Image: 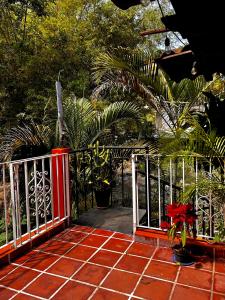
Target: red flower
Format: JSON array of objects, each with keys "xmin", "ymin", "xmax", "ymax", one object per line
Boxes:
[
  {"xmin": 173, "ymin": 215, "xmax": 186, "ymax": 224},
  {"xmin": 185, "ymin": 214, "xmax": 197, "ymax": 225},
  {"xmin": 161, "ymin": 221, "xmax": 171, "ymax": 230},
  {"xmin": 163, "ymin": 202, "xmax": 198, "ymax": 247},
  {"xmin": 166, "ymin": 203, "xmax": 190, "ymax": 217}
]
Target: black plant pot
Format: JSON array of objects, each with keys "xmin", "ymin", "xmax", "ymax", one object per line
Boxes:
[
  {"xmin": 95, "ymin": 189, "xmax": 111, "ymax": 208},
  {"xmin": 173, "ymin": 245, "xmax": 195, "ymax": 266}
]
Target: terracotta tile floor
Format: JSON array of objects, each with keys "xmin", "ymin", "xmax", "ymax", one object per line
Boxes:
[{"xmin": 0, "ymin": 225, "xmax": 225, "ymax": 299}]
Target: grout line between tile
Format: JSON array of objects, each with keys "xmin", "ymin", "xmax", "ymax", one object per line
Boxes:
[
  {"xmin": 87, "ymin": 239, "xmax": 136, "ymax": 300},
  {"xmin": 0, "ymin": 284, "xmax": 17, "ymax": 292},
  {"xmin": 214, "ymin": 270, "xmax": 225, "ymax": 275},
  {"xmin": 48, "ymin": 230, "xmax": 118, "ymax": 299},
  {"xmin": 210, "ymin": 248, "xmax": 215, "ymax": 300},
  {"xmin": 168, "ymin": 265, "xmax": 181, "ymax": 300},
  {"xmin": 10, "ymin": 290, "xmax": 46, "ymax": 300},
  {"xmin": 94, "ymin": 286, "xmax": 132, "ymax": 298},
  {"xmin": 34, "ymin": 240, "xmax": 157, "ymax": 262},
  {"xmin": 128, "ymin": 247, "xmax": 158, "ymax": 300},
  {"xmin": 9, "ymin": 227, "xmax": 96, "ymax": 300},
  {"xmin": 70, "ymin": 227, "xmax": 133, "ymax": 239},
  {"xmin": 2, "ymin": 226, "xmax": 220, "ymax": 300},
  {"xmin": 0, "ymin": 230, "xmax": 174, "ymax": 300},
  {"xmin": 175, "ymin": 282, "xmax": 213, "ymax": 293},
  {"xmin": 11, "ymin": 259, "xmax": 176, "ymax": 283},
  {"xmin": 5, "ymin": 261, "xmax": 216, "ymax": 295},
  {"xmin": 0, "ymin": 283, "xmax": 45, "ymax": 300},
  {"xmin": 152, "ymin": 257, "xmax": 214, "ymax": 273},
  {"xmin": 0, "ymin": 263, "xmax": 28, "ymax": 282}
]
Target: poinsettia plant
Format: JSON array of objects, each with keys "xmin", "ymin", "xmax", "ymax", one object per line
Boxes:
[{"xmin": 161, "ymin": 203, "xmax": 197, "ymax": 248}]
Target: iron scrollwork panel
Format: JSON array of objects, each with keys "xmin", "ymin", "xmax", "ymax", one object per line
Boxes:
[{"xmin": 29, "ymin": 169, "xmax": 52, "ymax": 219}]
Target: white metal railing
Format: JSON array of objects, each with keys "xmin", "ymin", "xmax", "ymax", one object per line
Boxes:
[
  {"xmin": 0, "ymin": 153, "xmax": 70, "ymax": 252},
  {"xmin": 132, "ymin": 154, "xmax": 225, "ymax": 240}
]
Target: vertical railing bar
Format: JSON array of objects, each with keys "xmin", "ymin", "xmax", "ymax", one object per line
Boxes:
[
  {"xmin": 136, "ymin": 156, "xmax": 140, "ymax": 227},
  {"xmin": 15, "ymin": 164, "xmax": 22, "ymax": 245},
  {"xmin": 3, "ymin": 164, "xmax": 8, "ymax": 244},
  {"xmin": 56, "ymin": 155, "xmax": 61, "ymax": 220},
  {"xmin": 162, "ymin": 182, "xmax": 166, "ymax": 218},
  {"xmin": 132, "ymin": 154, "xmax": 137, "ymax": 234},
  {"xmin": 62, "ymin": 154, "xmax": 67, "ymax": 219},
  {"xmin": 170, "ymin": 158, "xmax": 173, "ymax": 205},
  {"xmin": 90, "ymin": 149, "xmax": 94, "ymax": 208},
  {"xmin": 182, "ymin": 158, "xmax": 185, "ymax": 198},
  {"xmin": 34, "ymin": 160, "xmax": 39, "ymax": 233},
  {"xmin": 146, "ymin": 154, "xmax": 150, "ymax": 228},
  {"xmin": 148, "ymin": 157, "xmax": 152, "ymax": 226},
  {"xmin": 109, "ymin": 151, "xmax": 113, "ymax": 207},
  {"xmin": 209, "ymin": 158, "xmax": 213, "ymax": 237},
  {"xmin": 14, "ymin": 165, "xmax": 19, "ymax": 242},
  {"xmin": 42, "ymin": 158, "xmax": 47, "ymax": 229},
  {"xmin": 24, "ymin": 161, "xmax": 31, "ymax": 239},
  {"xmin": 82, "ymin": 151, "xmax": 87, "ymax": 211},
  {"xmin": 9, "ymin": 164, "xmax": 17, "ymax": 248},
  {"xmin": 121, "ymin": 152, "xmax": 124, "ymax": 204},
  {"xmin": 74, "ymin": 153, "xmax": 79, "ymax": 217},
  {"xmin": 49, "ymin": 156, "xmax": 54, "ymax": 225},
  {"xmin": 158, "ymin": 156, "xmax": 161, "ymax": 227},
  {"xmin": 195, "ymin": 157, "xmax": 199, "ymax": 236}
]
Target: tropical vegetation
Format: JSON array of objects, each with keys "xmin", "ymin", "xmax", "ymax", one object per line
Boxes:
[{"xmin": 0, "ymin": 0, "xmax": 224, "ymax": 242}]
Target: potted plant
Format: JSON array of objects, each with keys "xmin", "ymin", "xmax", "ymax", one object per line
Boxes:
[
  {"xmin": 85, "ymin": 141, "xmax": 112, "ymax": 208},
  {"xmin": 161, "ymin": 202, "xmax": 197, "ymax": 265}
]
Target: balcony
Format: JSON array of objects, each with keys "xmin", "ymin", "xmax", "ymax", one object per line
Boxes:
[
  {"xmin": 0, "ymin": 149, "xmax": 225, "ymax": 299},
  {"xmin": 1, "ymin": 225, "xmax": 225, "ymax": 299}
]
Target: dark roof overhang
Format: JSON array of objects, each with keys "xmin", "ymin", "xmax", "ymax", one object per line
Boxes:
[
  {"xmin": 111, "ymin": 0, "xmax": 142, "ymax": 10},
  {"xmin": 155, "ymin": 48, "xmax": 197, "ymax": 82},
  {"xmin": 111, "ymin": 0, "xmax": 225, "ymax": 81},
  {"xmin": 111, "ymin": 0, "xmax": 155, "ymax": 10},
  {"xmin": 160, "ymin": 0, "xmax": 225, "ymax": 81}
]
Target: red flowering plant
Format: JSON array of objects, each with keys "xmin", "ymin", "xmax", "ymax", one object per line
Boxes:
[{"xmin": 161, "ymin": 203, "xmax": 197, "ymax": 248}]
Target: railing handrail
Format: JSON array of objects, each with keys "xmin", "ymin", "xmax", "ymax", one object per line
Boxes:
[
  {"xmin": 132, "ymin": 153, "xmax": 225, "ymax": 158},
  {"xmin": 0, "ymin": 152, "xmax": 68, "ymax": 166},
  {"xmin": 70, "ymin": 145, "xmax": 149, "ymax": 154}
]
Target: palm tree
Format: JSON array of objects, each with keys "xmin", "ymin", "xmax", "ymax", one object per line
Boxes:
[
  {"xmin": 0, "ymin": 98, "xmax": 142, "ymax": 161},
  {"xmin": 92, "ymin": 48, "xmax": 225, "ymax": 157},
  {"xmin": 61, "ymin": 97, "xmax": 142, "ymax": 150}
]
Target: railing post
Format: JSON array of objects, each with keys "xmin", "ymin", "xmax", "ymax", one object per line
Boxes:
[
  {"xmin": 9, "ymin": 163, "xmax": 17, "ymax": 247},
  {"xmin": 51, "ymin": 148, "xmax": 70, "ymax": 221},
  {"xmin": 132, "ymin": 154, "xmax": 137, "ymax": 235},
  {"xmin": 145, "ymin": 147, "xmax": 150, "ymax": 227}
]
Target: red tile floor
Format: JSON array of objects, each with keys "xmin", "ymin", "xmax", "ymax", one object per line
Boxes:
[{"xmin": 0, "ymin": 225, "xmax": 225, "ymax": 299}]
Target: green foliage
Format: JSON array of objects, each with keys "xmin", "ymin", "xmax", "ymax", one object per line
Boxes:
[
  {"xmin": 214, "ymin": 222, "xmax": 225, "ymax": 243},
  {"xmin": 0, "ymin": 97, "xmax": 142, "ymax": 160},
  {"xmin": 93, "ymin": 48, "xmax": 225, "ymax": 159},
  {"xmin": 0, "ymin": 0, "xmax": 161, "ymax": 133},
  {"xmin": 84, "ymin": 141, "xmax": 112, "ymax": 191},
  {"xmin": 167, "ymin": 224, "xmax": 188, "ymax": 248},
  {"xmin": 60, "ymin": 97, "xmax": 142, "ymax": 149},
  {"xmin": 0, "ymin": 121, "xmax": 52, "ymax": 161}
]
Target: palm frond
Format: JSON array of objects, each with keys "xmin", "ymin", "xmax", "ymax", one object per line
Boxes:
[
  {"xmin": 0, "ymin": 122, "xmax": 52, "ymax": 161},
  {"xmin": 85, "ymin": 101, "xmax": 142, "ymax": 145},
  {"xmin": 60, "ymin": 97, "xmax": 143, "ymax": 149}
]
